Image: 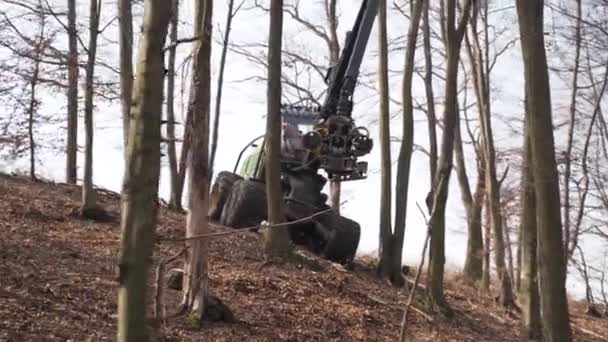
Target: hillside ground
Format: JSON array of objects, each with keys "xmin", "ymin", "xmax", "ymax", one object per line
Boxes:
[{"xmin": 0, "ymin": 173, "xmax": 606, "ymax": 341}]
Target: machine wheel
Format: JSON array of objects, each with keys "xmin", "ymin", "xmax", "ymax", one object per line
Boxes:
[
  {"xmin": 219, "ymin": 179, "xmax": 267, "ymax": 228},
  {"xmin": 314, "ymin": 211, "xmax": 361, "ymax": 264},
  {"xmin": 209, "ymin": 171, "xmax": 243, "ymax": 221}
]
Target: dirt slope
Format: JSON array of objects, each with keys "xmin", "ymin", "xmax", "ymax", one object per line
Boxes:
[{"xmin": 0, "ymin": 173, "xmax": 606, "ymax": 341}]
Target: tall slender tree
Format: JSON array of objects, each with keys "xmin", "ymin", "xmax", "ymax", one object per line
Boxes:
[
  {"xmin": 426, "ymin": 0, "xmax": 472, "ymax": 314},
  {"xmin": 422, "ymin": 0, "xmax": 437, "ymax": 187},
  {"xmin": 80, "ymin": 0, "xmax": 101, "ymax": 217},
  {"xmin": 209, "ymin": 0, "xmax": 242, "ymax": 178},
  {"xmin": 263, "ymin": 0, "xmax": 292, "ymax": 258},
  {"xmin": 454, "ymin": 114, "xmax": 485, "ymax": 284},
  {"xmin": 377, "ymin": 0, "xmax": 393, "ymax": 282},
  {"xmin": 119, "ymin": 0, "xmax": 133, "ymax": 160},
  {"xmin": 378, "ymin": 0, "xmax": 424, "ymax": 287},
  {"xmin": 166, "ymin": 0, "xmax": 180, "ymax": 209},
  {"xmin": 66, "ymin": 0, "xmax": 78, "ymax": 184},
  {"xmin": 562, "ymin": 0, "xmax": 582, "ymax": 267},
  {"xmin": 465, "ymin": 0, "xmax": 514, "ymax": 306},
  {"xmin": 519, "ymin": 108, "xmax": 541, "ymax": 338},
  {"xmin": 116, "ymin": 0, "xmax": 171, "ymax": 340},
  {"xmin": 516, "ymin": 0, "xmax": 573, "ymax": 340},
  {"xmin": 181, "ymin": 0, "xmax": 214, "ymax": 320}
]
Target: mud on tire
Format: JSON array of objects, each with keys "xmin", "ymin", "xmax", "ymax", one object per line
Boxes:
[
  {"xmin": 208, "ymin": 171, "xmax": 243, "ymax": 221},
  {"xmin": 219, "ymin": 179, "xmax": 267, "ymax": 228}
]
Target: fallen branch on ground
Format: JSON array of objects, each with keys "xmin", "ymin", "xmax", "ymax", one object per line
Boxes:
[
  {"xmin": 574, "ymin": 326, "xmax": 608, "ymax": 341},
  {"xmin": 366, "ymin": 293, "xmax": 433, "ymax": 322}
]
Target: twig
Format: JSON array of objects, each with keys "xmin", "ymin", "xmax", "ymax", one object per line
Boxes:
[{"xmin": 399, "ymin": 202, "xmax": 433, "ymax": 342}]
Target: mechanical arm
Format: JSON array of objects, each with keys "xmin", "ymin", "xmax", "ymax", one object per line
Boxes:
[{"xmin": 282, "ymin": 0, "xmax": 378, "ymax": 182}]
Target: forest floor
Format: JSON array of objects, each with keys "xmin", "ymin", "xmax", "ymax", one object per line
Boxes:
[{"xmin": 0, "ymin": 172, "xmax": 606, "ymax": 342}]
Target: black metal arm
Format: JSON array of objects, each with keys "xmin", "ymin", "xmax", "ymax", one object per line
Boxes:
[{"xmin": 321, "ymin": 0, "xmax": 378, "ymax": 119}]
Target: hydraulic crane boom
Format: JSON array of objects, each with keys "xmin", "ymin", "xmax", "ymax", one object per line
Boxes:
[
  {"xmin": 292, "ymin": 0, "xmax": 377, "ymax": 181},
  {"xmin": 321, "ymin": 0, "xmax": 379, "ymax": 119}
]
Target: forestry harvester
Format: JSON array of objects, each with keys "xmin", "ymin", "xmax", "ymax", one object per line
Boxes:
[{"xmin": 208, "ymin": 0, "xmax": 377, "ymax": 264}]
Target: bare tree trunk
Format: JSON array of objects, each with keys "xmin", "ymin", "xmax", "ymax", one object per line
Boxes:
[
  {"xmin": 119, "ymin": 0, "xmax": 133, "ymax": 161},
  {"xmin": 516, "ymin": 1, "xmax": 573, "ymax": 340},
  {"xmin": 422, "ymin": 0, "xmax": 437, "ymax": 185},
  {"xmin": 326, "ymin": 0, "xmax": 341, "ymax": 213},
  {"xmin": 515, "ymin": 221, "xmax": 522, "ymax": 291},
  {"xmin": 181, "ymin": 0, "xmax": 213, "ymax": 319},
  {"xmin": 481, "ymin": 195, "xmax": 491, "ymax": 292},
  {"xmin": 455, "ymin": 117, "xmax": 484, "ymax": 284},
  {"xmin": 427, "ymin": 0, "xmax": 472, "ymax": 315},
  {"xmin": 325, "ymin": 0, "xmax": 340, "ymax": 63},
  {"xmin": 575, "ymin": 246, "xmax": 601, "ymax": 316},
  {"xmin": 166, "ymin": 0, "xmax": 180, "ymax": 209},
  {"xmin": 28, "ymin": 28, "xmax": 42, "ymax": 180},
  {"xmin": 376, "ymin": 0, "xmax": 393, "ymax": 282},
  {"xmin": 519, "ymin": 114, "xmax": 541, "ymax": 339},
  {"xmin": 504, "ymin": 221, "xmax": 515, "ymax": 292},
  {"xmin": 66, "ymin": 0, "xmax": 78, "ymax": 184},
  {"xmin": 263, "ymin": 0, "xmax": 292, "ymax": 258},
  {"xmin": 175, "ymin": 102, "xmax": 193, "ymax": 209},
  {"xmin": 390, "ymin": 0, "xmax": 423, "ymax": 288},
  {"xmin": 116, "ymin": 0, "xmax": 170, "ymax": 340},
  {"xmin": 209, "ymin": 0, "xmax": 237, "ymax": 178},
  {"xmin": 465, "ymin": 1, "xmax": 515, "ymax": 306},
  {"xmin": 80, "ymin": 0, "xmax": 101, "ymax": 216},
  {"xmin": 562, "ymin": 0, "xmax": 582, "ymax": 268}
]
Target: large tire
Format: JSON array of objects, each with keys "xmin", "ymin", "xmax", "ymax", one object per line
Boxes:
[
  {"xmin": 209, "ymin": 171, "xmax": 243, "ymax": 221},
  {"xmin": 219, "ymin": 179, "xmax": 267, "ymax": 228},
  {"xmin": 314, "ymin": 212, "xmax": 360, "ymax": 264}
]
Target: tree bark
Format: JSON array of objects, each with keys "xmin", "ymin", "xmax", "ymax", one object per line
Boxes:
[
  {"xmin": 175, "ymin": 97, "xmax": 193, "ymax": 210},
  {"xmin": 116, "ymin": 0, "xmax": 170, "ymax": 340},
  {"xmin": 515, "ymin": 218, "xmax": 522, "ymax": 291},
  {"xmin": 465, "ymin": 1, "xmax": 515, "ymax": 306},
  {"xmin": 427, "ymin": 0, "xmax": 472, "ymax": 315},
  {"xmin": 66, "ymin": 0, "xmax": 78, "ymax": 184},
  {"xmin": 481, "ymin": 195, "xmax": 491, "ymax": 292},
  {"xmin": 562, "ymin": 0, "xmax": 582, "ymax": 267},
  {"xmin": 504, "ymin": 219, "xmax": 516, "ymax": 293},
  {"xmin": 81, "ymin": 0, "xmax": 101, "ymax": 215},
  {"xmin": 325, "ymin": 0, "xmax": 340, "ymax": 63},
  {"xmin": 519, "ymin": 110, "xmax": 541, "ymax": 339},
  {"xmin": 422, "ymin": 0, "xmax": 437, "ymax": 185},
  {"xmin": 166, "ymin": 0, "xmax": 180, "ymax": 209},
  {"xmin": 376, "ymin": 0, "xmax": 393, "ymax": 282},
  {"xmin": 181, "ymin": 0, "xmax": 213, "ymax": 320},
  {"xmin": 28, "ymin": 21, "xmax": 43, "ymax": 180},
  {"xmin": 119, "ymin": 0, "xmax": 134, "ymax": 161},
  {"xmin": 209, "ymin": 0, "xmax": 237, "ymax": 178},
  {"xmin": 516, "ymin": 1, "xmax": 573, "ymax": 340},
  {"xmin": 454, "ymin": 116, "xmax": 484, "ymax": 284},
  {"xmin": 382, "ymin": 0, "xmax": 423, "ymax": 287},
  {"xmin": 327, "ymin": 0, "xmax": 341, "ymax": 214},
  {"xmin": 263, "ymin": 0, "xmax": 292, "ymax": 258}
]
